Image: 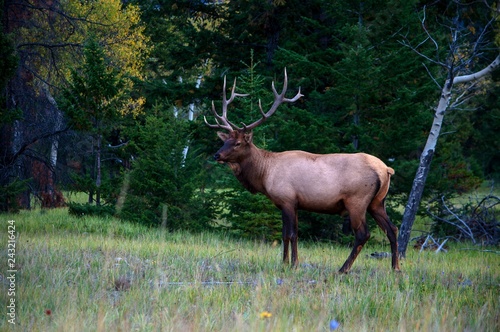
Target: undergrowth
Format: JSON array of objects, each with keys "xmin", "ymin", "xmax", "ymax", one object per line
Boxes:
[{"xmin": 0, "ymin": 208, "xmax": 498, "ymax": 331}]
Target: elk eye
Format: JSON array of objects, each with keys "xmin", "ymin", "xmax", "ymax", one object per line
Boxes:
[{"xmin": 235, "ymin": 141, "xmax": 241, "ymax": 147}]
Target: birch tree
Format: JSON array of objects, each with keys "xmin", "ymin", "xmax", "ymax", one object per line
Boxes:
[{"xmin": 398, "ymin": 4, "xmax": 500, "ymax": 256}]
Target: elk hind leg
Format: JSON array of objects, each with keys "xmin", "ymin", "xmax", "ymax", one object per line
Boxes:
[
  {"xmin": 339, "ymin": 212, "xmax": 370, "ymax": 273},
  {"xmin": 368, "ymin": 201, "xmax": 400, "ymax": 271}
]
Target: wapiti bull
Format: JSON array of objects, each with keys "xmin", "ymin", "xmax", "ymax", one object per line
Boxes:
[{"xmin": 205, "ymin": 70, "xmax": 400, "ymax": 273}]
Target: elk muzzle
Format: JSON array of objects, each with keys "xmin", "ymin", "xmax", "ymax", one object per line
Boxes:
[{"xmin": 213, "ymin": 150, "xmax": 226, "ymax": 163}]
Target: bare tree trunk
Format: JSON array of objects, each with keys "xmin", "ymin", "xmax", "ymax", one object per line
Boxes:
[
  {"xmin": 45, "ymin": 85, "xmax": 64, "ymax": 206},
  {"xmin": 398, "ymin": 54, "xmax": 500, "ymax": 257},
  {"xmin": 352, "ymin": 109, "xmax": 360, "ymax": 150},
  {"xmin": 87, "ymin": 152, "xmax": 94, "ymax": 204},
  {"xmin": 398, "ymin": 79, "xmax": 452, "ymax": 256},
  {"xmin": 96, "ymin": 133, "xmax": 102, "ymax": 206}
]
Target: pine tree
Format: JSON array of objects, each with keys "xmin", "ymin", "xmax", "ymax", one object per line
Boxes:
[
  {"xmin": 121, "ymin": 104, "xmax": 212, "ymax": 230},
  {"xmin": 59, "ymin": 37, "xmax": 126, "ymax": 205}
]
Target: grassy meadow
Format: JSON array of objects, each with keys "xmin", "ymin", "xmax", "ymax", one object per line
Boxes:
[{"xmin": 1, "ymin": 208, "xmax": 499, "ymax": 332}]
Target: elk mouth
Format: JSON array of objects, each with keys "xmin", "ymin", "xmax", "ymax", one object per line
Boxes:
[{"xmin": 214, "ymin": 153, "xmax": 226, "ymax": 164}]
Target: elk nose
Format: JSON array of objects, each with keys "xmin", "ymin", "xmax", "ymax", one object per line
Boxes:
[{"xmin": 214, "ymin": 153, "xmax": 220, "ymax": 160}]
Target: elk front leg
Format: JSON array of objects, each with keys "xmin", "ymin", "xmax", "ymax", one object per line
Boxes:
[{"xmin": 281, "ymin": 206, "xmax": 299, "ymax": 267}]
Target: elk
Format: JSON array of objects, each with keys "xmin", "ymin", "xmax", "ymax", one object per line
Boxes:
[{"xmin": 205, "ymin": 70, "xmax": 400, "ymax": 273}]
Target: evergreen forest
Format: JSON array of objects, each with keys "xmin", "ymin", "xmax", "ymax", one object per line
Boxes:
[{"xmin": 1, "ymin": 0, "xmax": 499, "ymax": 247}]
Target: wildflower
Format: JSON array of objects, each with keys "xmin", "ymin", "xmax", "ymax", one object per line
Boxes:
[
  {"xmin": 260, "ymin": 311, "xmax": 272, "ymax": 319},
  {"xmin": 329, "ymin": 319, "xmax": 340, "ymax": 330},
  {"xmin": 45, "ymin": 309, "xmax": 52, "ymax": 316}
]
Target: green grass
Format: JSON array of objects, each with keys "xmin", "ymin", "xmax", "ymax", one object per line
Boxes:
[{"xmin": 1, "ymin": 208, "xmax": 499, "ymax": 331}]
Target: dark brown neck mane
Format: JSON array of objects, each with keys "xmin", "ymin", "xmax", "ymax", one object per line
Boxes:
[{"xmin": 227, "ymin": 145, "xmax": 271, "ymax": 194}]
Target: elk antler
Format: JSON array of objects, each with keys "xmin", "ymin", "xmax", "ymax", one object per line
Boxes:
[
  {"xmin": 205, "ymin": 68, "xmax": 303, "ymax": 131},
  {"xmin": 244, "ymin": 68, "xmax": 303, "ymax": 131},
  {"xmin": 204, "ymin": 76, "xmax": 249, "ymax": 132}
]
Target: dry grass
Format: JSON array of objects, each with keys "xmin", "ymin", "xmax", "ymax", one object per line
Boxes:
[{"xmin": 1, "ymin": 208, "xmax": 499, "ymax": 331}]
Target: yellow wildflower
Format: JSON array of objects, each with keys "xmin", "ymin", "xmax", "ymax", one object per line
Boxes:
[{"xmin": 260, "ymin": 311, "xmax": 272, "ymax": 319}]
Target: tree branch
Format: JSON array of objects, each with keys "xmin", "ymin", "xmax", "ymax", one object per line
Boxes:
[
  {"xmin": 420, "ymin": 6, "xmax": 440, "ymax": 60},
  {"xmin": 422, "ymin": 62, "xmax": 442, "ymax": 89},
  {"xmin": 6, "ymin": 127, "xmax": 71, "ymax": 168},
  {"xmin": 17, "ymin": 42, "xmax": 82, "ymax": 49},
  {"xmin": 453, "ymin": 54, "xmax": 500, "ymax": 84},
  {"xmin": 449, "ymin": 81, "xmax": 480, "ymax": 109}
]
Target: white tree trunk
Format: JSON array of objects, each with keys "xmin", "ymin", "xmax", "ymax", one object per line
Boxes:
[
  {"xmin": 398, "ymin": 54, "xmax": 500, "ymax": 257},
  {"xmin": 45, "ymin": 86, "xmax": 63, "ymax": 173},
  {"xmin": 96, "ymin": 133, "xmax": 102, "ymax": 206},
  {"xmin": 179, "ymin": 75, "xmax": 201, "ymax": 162}
]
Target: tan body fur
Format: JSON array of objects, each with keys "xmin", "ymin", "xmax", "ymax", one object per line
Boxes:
[
  {"xmin": 216, "ymin": 130, "xmax": 400, "ymax": 273},
  {"xmin": 208, "ymin": 70, "xmax": 399, "ymax": 273}
]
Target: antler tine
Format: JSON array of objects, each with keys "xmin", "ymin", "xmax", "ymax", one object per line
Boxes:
[
  {"xmin": 246, "ymin": 68, "xmax": 303, "ymax": 131},
  {"xmin": 227, "ymin": 78, "xmax": 250, "ymax": 104},
  {"xmin": 203, "ymin": 100, "xmax": 234, "ymax": 131},
  {"xmin": 221, "ymin": 75, "xmax": 229, "ymax": 118},
  {"xmin": 204, "ymin": 115, "xmax": 224, "ymax": 129},
  {"xmin": 205, "ymin": 75, "xmax": 249, "ymax": 131},
  {"xmin": 273, "ymin": 68, "xmax": 304, "ymax": 102},
  {"xmin": 271, "ymin": 67, "xmax": 287, "ymax": 98}
]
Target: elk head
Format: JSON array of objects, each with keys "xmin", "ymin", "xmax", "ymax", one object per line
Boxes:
[
  {"xmin": 213, "ymin": 130, "xmax": 253, "ymax": 164},
  {"xmin": 205, "ymin": 69, "xmax": 303, "ymax": 163}
]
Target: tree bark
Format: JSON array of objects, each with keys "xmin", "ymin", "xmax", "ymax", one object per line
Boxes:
[
  {"xmin": 398, "ymin": 54, "xmax": 500, "ymax": 257},
  {"xmin": 96, "ymin": 133, "xmax": 102, "ymax": 206},
  {"xmin": 398, "ymin": 82, "xmax": 450, "ymax": 256},
  {"xmin": 45, "ymin": 85, "xmax": 64, "ymax": 206}
]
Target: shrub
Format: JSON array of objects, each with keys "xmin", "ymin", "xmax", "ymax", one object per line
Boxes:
[
  {"xmin": 0, "ymin": 178, "xmax": 30, "ymax": 213},
  {"xmin": 119, "ymin": 109, "xmax": 215, "ymax": 232},
  {"xmin": 68, "ymin": 202, "xmax": 115, "ymax": 217},
  {"xmin": 427, "ymin": 194, "xmax": 500, "ymax": 245},
  {"xmin": 217, "ymin": 188, "xmax": 282, "ymax": 241}
]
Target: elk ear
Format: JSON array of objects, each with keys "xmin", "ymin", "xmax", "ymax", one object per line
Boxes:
[
  {"xmin": 243, "ymin": 131, "xmax": 253, "ymax": 143},
  {"xmin": 217, "ymin": 131, "xmax": 230, "ymax": 142}
]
